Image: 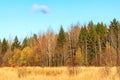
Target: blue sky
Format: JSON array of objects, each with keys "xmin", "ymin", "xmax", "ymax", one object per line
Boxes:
[{"xmin": 0, "ymin": 0, "xmax": 120, "ymax": 40}]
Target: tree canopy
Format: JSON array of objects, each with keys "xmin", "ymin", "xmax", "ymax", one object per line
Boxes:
[{"xmin": 0, "ymin": 19, "xmax": 120, "ymax": 67}]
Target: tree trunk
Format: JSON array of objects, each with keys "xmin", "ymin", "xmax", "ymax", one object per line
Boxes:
[
  {"xmin": 116, "ymin": 30, "xmax": 119, "ymax": 66},
  {"xmin": 85, "ymin": 39, "xmax": 88, "ymax": 66},
  {"xmin": 98, "ymin": 36, "xmax": 101, "ymax": 66}
]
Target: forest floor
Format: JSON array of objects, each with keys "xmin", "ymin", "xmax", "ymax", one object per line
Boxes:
[{"xmin": 0, "ymin": 67, "xmax": 120, "ymax": 80}]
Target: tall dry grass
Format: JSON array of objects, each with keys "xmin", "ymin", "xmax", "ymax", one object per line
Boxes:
[{"xmin": 0, "ymin": 67, "xmax": 120, "ymax": 80}]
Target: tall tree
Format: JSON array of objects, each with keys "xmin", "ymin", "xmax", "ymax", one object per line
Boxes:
[
  {"xmin": 57, "ymin": 26, "xmax": 66, "ymax": 47},
  {"xmin": 20, "ymin": 47, "xmax": 33, "ymax": 66},
  {"xmin": 101, "ymin": 42, "xmax": 116, "ymax": 66},
  {"xmin": 2, "ymin": 38, "xmax": 9, "ymax": 54},
  {"xmin": 96, "ymin": 22, "xmax": 107, "ymax": 66},
  {"xmin": 9, "ymin": 48, "xmax": 21, "ymax": 66},
  {"xmin": 38, "ymin": 34, "xmax": 49, "ymax": 66},
  {"xmin": 21, "ymin": 37, "xmax": 28, "ymax": 49},
  {"xmin": 87, "ymin": 21, "xmax": 98, "ymax": 65},
  {"xmin": 56, "ymin": 26, "xmax": 66, "ymax": 66},
  {"xmin": 11, "ymin": 36, "xmax": 21, "ymax": 50},
  {"xmin": 78, "ymin": 26, "xmax": 88, "ymax": 65},
  {"xmin": 70, "ymin": 25, "xmax": 80, "ymax": 48},
  {"xmin": 109, "ymin": 18, "xmax": 120, "ymax": 66},
  {"xmin": 2, "ymin": 50, "xmax": 13, "ymax": 66},
  {"xmin": 66, "ymin": 25, "xmax": 80, "ymax": 67}
]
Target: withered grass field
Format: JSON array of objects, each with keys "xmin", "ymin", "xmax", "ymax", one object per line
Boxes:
[{"xmin": 0, "ymin": 67, "xmax": 120, "ymax": 80}]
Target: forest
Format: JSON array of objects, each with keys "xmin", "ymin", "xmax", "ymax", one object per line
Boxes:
[{"xmin": 0, "ymin": 18, "xmax": 120, "ymax": 67}]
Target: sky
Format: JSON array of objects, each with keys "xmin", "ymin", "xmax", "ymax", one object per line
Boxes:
[{"xmin": 0, "ymin": 0, "xmax": 120, "ymax": 40}]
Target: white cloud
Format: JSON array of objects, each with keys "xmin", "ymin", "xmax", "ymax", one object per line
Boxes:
[{"xmin": 32, "ymin": 4, "xmax": 50, "ymax": 14}]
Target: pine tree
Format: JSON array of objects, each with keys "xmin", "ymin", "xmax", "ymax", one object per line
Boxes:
[
  {"xmin": 87, "ymin": 21, "xmax": 98, "ymax": 65},
  {"xmin": 11, "ymin": 36, "xmax": 21, "ymax": 50},
  {"xmin": 68, "ymin": 25, "xmax": 80, "ymax": 67},
  {"xmin": 2, "ymin": 38, "xmax": 9, "ymax": 54},
  {"xmin": 78, "ymin": 26, "xmax": 88, "ymax": 65},
  {"xmin": 109, "ymin": 18, "xmax": 120, "ymax": 66},
  {"xmin": 96, "ymin": 23, "xmax": 108, "ymax": 49},
  {"xmin": 96, "ymin": 22, "xmax": 107, "ymax": 66},
  {"xmin": 57, "ymin": 26, "xmax": 66, "ymax": 47},
  {"xmin": 22, "ymin": 37, "xmax": 28, "ymax": 49},
  {"xmin": 56, "ymin": 26, "xmax": 66, "ymax": 66}
]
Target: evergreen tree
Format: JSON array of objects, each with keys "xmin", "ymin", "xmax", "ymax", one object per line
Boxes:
[
  {"xmin": 1, "ymin": 38, "xmax": 9, "ymax": 54},
  {"xmin": 57, "ymin": 26, "xmax": 66, "ymax": 47},
  {"xmin": 96, "ymin": 22, "xmax": 107, "ymax": 49},
  {"xmin": 95, "ymin": 22, "xmax": 107, "ymax": 66},
  {"xmin": 78, "ymin": 26, "xmax": 88, "ymax": 65},
  {"xmin": 11, "ymin": 36, "xmax": 21, "ymax": 50},
  {"xmin": 22, "ymin": 37, "xmax": 28, "ymax": 49},
  {"xmin": 109, "ymin": 18, "xmax": 120, "ymax": 66},
  {"xmin": 56, "ymin": 26, "xmax": 66, "ymax": 66},
  {"xmin": 87, "ymin": 21, "xmax": 98, "ymax": 65}
]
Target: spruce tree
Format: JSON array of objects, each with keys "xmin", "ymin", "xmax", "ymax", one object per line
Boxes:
[
  {"xmin": 57, "ymin": 26, "xmax": 66, "ymax": 47},
  {"xmin": 56, "ymin": 26, "xmax": 66, "ymax": 66},
  {"xmin": 78, "ymin": 26, "xmax": 88, "ymax": 65},
  {"xmin": 87, "ymin": 21, "xmax": 98, "ymax": 65},
  {"xmin": 11, "ymin": 36, "xmax": 21, "ymax": 50},
  {"xmin": 1, "ymin": 38, "xmax": 9, "ymax": 54},
  {"xmin": 22, "ymin": 37, "xmax": 28, "ymax": 49},
  {"xmin": 109, "ymin": 18, "xmax": 120, "ymax": 66},
  {"xmin": 96, "ymin": 22, "xmax": 107, "ymax": 49}
]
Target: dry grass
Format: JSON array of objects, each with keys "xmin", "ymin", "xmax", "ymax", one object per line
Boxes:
[{"xmin": 0, "ymin": 67, "xmax": 120, "ymax": 80}]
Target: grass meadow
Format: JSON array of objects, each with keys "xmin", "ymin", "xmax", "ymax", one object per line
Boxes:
[{"xmin": 0, "ymin": 67, "xmax": 120, "ymax": 80}]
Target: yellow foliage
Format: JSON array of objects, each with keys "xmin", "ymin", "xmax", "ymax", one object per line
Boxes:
[
  {"xmin": 20, "ymin": 47, "xmax": 33, "ymax": 66},
  {"xmin": 75, "ymin": 47, "xmax": 84, "ymax": 65},
  {"xmin": 106, "ymin": 42, "xmax": 110, "ymax": 49},
  {"xmin": 101, "ymin": 42, "xmax": 116, "ymax": 66},
  {"xmin": 9, "ymin": 48, "xmax": 21, "ymax": 66},
  {"xmin": 105, "ymin": 42, "xmax": 116, "ymax": 54},
  {"xmin": 21, "ymin": 47, "xmax": 33, "ymax": 55}
]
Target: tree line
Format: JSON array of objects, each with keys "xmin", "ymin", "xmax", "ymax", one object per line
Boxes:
[{"xmin": 0, "ymin": 18, "xmax": 120, "ymax": 67}]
